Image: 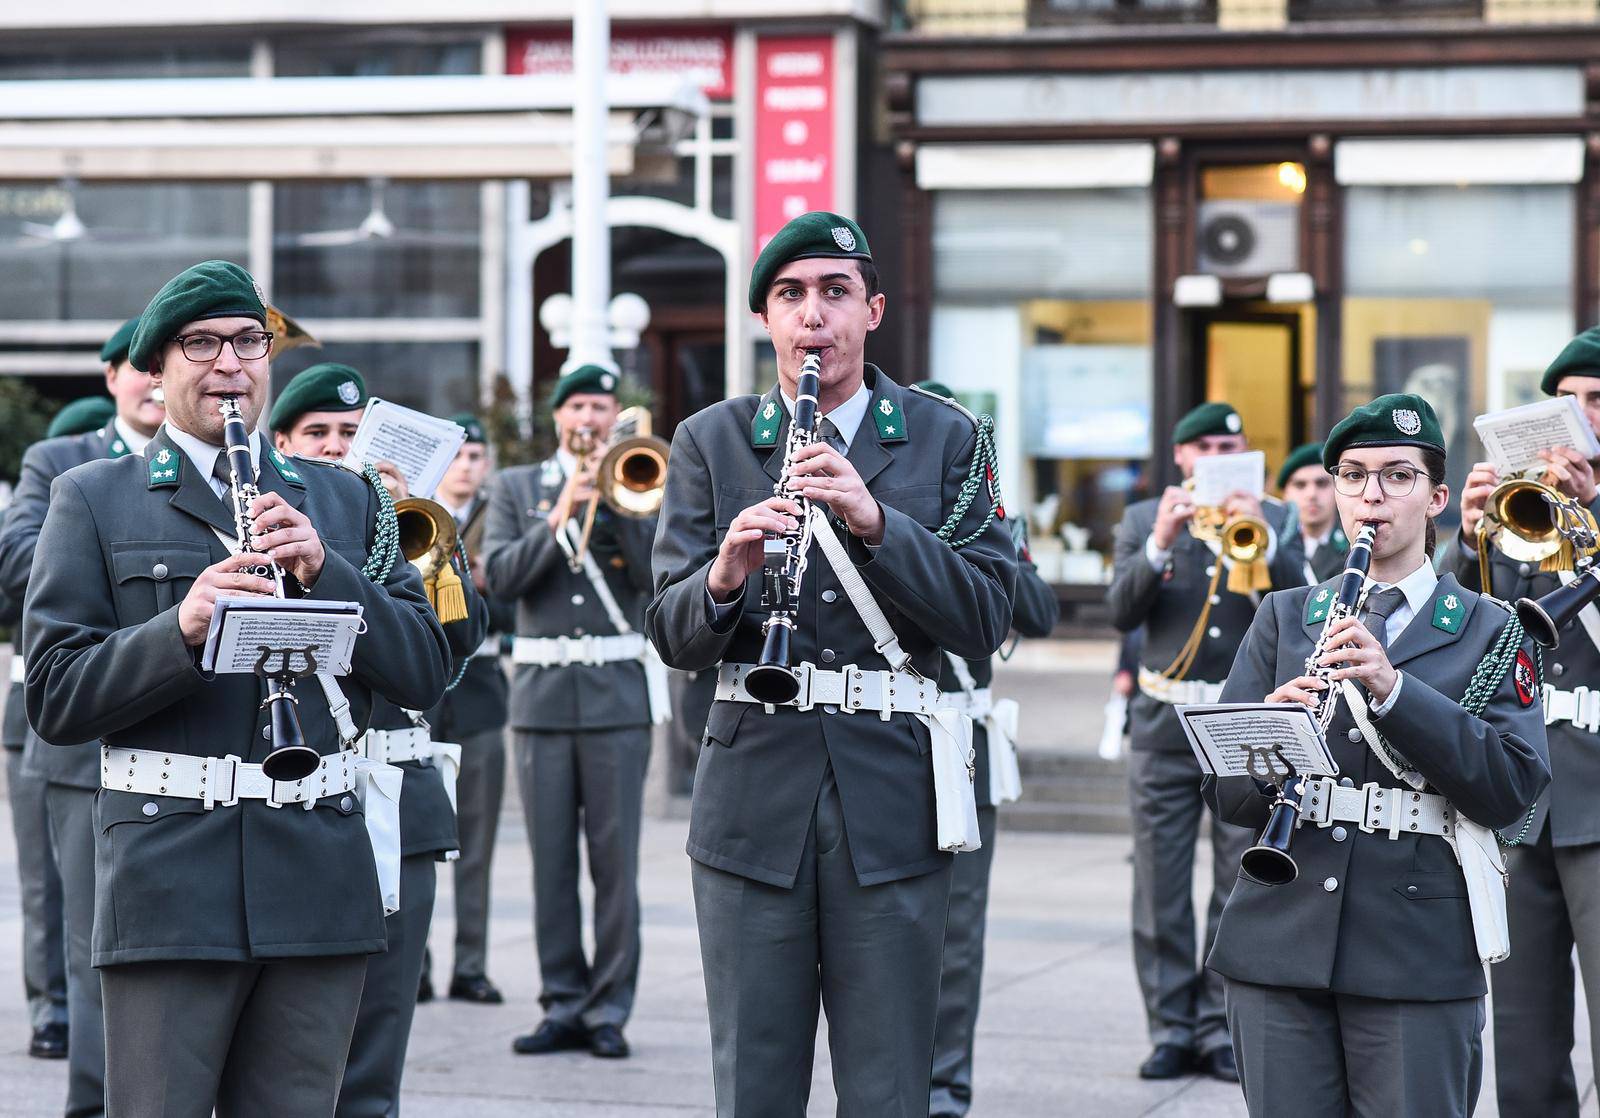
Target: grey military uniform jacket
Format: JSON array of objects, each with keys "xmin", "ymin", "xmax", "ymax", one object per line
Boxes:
[
  {"xmin": 1, "ymin": 584, "xmax": 21, "ymax": 751},
  {"xmin": 482, "ymin": 456, "xmax": 657, "ymax": 732},
  {"xmin": 0, "ymin": 424, "xmax": 134, "ymax": 785},
  {"xmin": 425, "ymin": 496, "xmax": 514, "ymax": 740},
  {"xmin": 937, "ymin": 548, "xmax": 1059, "ymax": 809},
  {"xmin": 23, "ymin": 429, "xmax": 451, "ymax": 966},
  {"xmin": 646, "ymin": 369, "xmax": 1018, "ymax": 888},
  {"xmin": 1203, "ymin": 574, "xmax": 1550, "ymax": 1001},
  {"xmin": 1307, "ymin": 525, "xmax": 1351, "ymax": 585},
  {"xmin": 1108, "ymin": 495, "xmax": 1306, "ymax": 752},
  {"xmin": 1440, "ymin": 510, "xmax": 1600, "ymax": 847}
]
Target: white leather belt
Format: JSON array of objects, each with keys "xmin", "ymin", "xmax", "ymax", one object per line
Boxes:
[
  {"xmin": 1543, "ymin": 684, "xmax": 1600, "ymax": 734},
  {"xmin": 1137, "ymin": 667, "xmax": 1224, "ymax": 707},
  {"xmin": 512, "ymin": 633, "xmax": 645, "ymax": 667},
  {"xmin": 101, "ymin": 745, "xmax": 358, "ymax": 811},
  {"xmin": 9, "ymin": 656, "xmax": 23, "ymax": 685},
  {"xmin": 472, "ymin": 637, "xmax": 500, "ymax": 659},
  {"xmin": 937, "ymin": 687, "xmax": 994, "ymax": 721},
  {"xmin": 1298, "ymin": 777, "xmax": 1455, "ymax": 839},
  {"xmin": 358, "ymin": 727, "xmax": 434, "ymax": 765},
  {"xmin": 717, "ymin": 662, "xmax": 939, "ymax": 721}
]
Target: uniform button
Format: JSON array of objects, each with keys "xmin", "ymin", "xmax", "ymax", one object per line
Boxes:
[
  {"xmin": 1210, "ymin": 595, "xmax": 1221, "ymax": 605},
  {"xmin": 823, "ymin": 705, "xmax": 838, "ymax": 715},
  {"xmin": 573, "ymin": 627, "xmax": 585, "ymax": 637},
  {"xmin": 1332, "ymin": 826, "xmax": 1348, "ymax": 842},
  {"xmin": 571, "ymin": 594, "xmax": 585, "ymax": 606},
  {"xmin": 340, "ymin": 795, "xmax": 354, "ymax": 812},
  {"xmin": 142, "ymin": 802, "xmax": 158, "ymax": 817},
  {"xmin": 1323, "ymin": 877, "xmax": 1338, "ymax": 892},
  {"xmin": 1347, "ymin": 728, "xmax": 1362, "ymax": 743},
  {"xmin": 1519, "ymin": 562, "xmax": 1532, "ymax": 576},
  {"xmin": 822, "ymin": 590, "xmax": 838, "ymax": 603},
  {"xmin": 1207, "ymin": 626, "xmax": 1222, "ymax": 639},
  {"xmin": 1552, "ymin": 663, "xmax": 1565, "ymax": 678},
  {"xmin": 1339, "ymin": 776, "xmax": 1355, "ymax": 787},
  {"xmin": 152, "ymin": 563, "xmax": 169, "ymax": 580},
  {"xmin": 1407, "ymin": 885, "xmax": 1419, "ymax": 895},
  {"xmin": 821, "ymin": 649, "xmax": 836, "ymax": 664}
]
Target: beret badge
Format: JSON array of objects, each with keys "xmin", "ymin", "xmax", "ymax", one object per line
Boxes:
[
  {"xmin": 1225, "ymin": 412, "xmax": 1242, "ymax": 433},
  {"xmin": 338, "ymin": 380, "xmax": 361, "ymax": 406},
  {"xmin": 1393, "ymin": 408, "xmax": 1422, "ymax": 436},
  {"xmin": 831, "ymin": 226, "xmax": 857, "ymax": 252}
]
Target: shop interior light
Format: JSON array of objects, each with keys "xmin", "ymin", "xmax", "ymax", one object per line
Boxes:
[{"xmin": 1277, "ymin": 162, "xmax": 1307, "ymax": 195}]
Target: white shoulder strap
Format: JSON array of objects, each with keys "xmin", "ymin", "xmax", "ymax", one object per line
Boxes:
[
  {"xmin": 945, "ymin": 651, "xmax": 978, "ymax": 696},
  {"xmin": 809, "ymin": 507, "xmax": 913, "ymax": 674},
  {"xmin": 565, "ymin": 520, "xmax": 635, "ymax": 636}
]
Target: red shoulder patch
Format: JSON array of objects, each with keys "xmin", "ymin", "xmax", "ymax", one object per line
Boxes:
[{"xmin": 1514, "ymin": 649, "xmax": 1537, "ymax": 709}]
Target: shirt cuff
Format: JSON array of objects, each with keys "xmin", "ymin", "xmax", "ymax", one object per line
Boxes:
[
  {"xmin": 1369, "ymin": 671, "xmax": 1404, "ymax": 718},
  {"xmin": 1144, "ymin": 536, "xmax": 1172, "ymax": 572}
]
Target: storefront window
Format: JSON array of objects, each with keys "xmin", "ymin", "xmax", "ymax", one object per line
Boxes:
[
  {"xmin": 931, "ymin": 187, "xmax": 1152, "ymax": 584},
  {"xmin": 1343, "ymin": 184, "xmax": 1574, "ymax": 526},
  {"xmin": 272, "ymin": 341, "xmax": 480, "ymax": 420}
]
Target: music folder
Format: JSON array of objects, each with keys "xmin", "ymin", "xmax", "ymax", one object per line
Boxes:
[
  {"xmin": 201, "ymin": 597, "xmax": 364, "ymax": 678},
  {"xmin": 1176, "ymin": 702, "xmax": 1339, "ymax": 782}
]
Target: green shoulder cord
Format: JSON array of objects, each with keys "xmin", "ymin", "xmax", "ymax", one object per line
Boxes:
[
  {"xmin": 936, "ymin": 413, "xmax": 1002, "ymax": 550},
  {"xmin": 1457, "ymin": 615, "xmax": 1541, "ymax": 848}
]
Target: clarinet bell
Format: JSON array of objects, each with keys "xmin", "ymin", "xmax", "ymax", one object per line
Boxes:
[
  {"xmin": 1517, "ymin": 566, "xmax": 1600, "ymax": 649},
  {"xmin": 1239, "ymin": 776, "xmax": 1305, "ymax": 887},
  {"xmin": 745, "ymin": 623, "xmax": 801, "ymax": 705},
  {"xmin": 260, "ymin": 686, "xmax": 320, "ymax": 783}
]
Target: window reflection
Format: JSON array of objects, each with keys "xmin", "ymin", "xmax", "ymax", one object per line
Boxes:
[{"xmin": 272, "ymin": 342, "xmax": 480, "ymax": 421}]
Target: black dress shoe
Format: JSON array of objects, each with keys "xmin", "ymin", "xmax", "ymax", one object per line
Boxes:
[
  {"xmin": 1197, "ymin": 1046, "xmax": 1239, "ymax": 1083},
  {"xmin": 448, "ymin": 975, "xmax": 504, "ymax": 1005},
  {"xmin": 416, "ymin": 974, "xmax": 434, "ymax": 1004},
  {"xmin": 29, "ymin": 1023, "xmax": 68, "ymax": 1060},
  {"xmin": 1138, "ymin": 1043, "xmax": 1191, "ymax": 1080},
  {"xmin": 512, "ymin": 1019, "xmax": 590, "ymax": 1055},
  {"xmin": 589, "ymin": 1023, "xmax": 630, "ymax": 1059}
]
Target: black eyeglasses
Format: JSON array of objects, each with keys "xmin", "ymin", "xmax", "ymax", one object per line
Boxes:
[
  {"xmin": 1332, "ymin": 463, "xmax": 1434, "ymax": 498},
  {"xmin": 171, "ymin": 330, "xmax": 273, "ymax": 362}
]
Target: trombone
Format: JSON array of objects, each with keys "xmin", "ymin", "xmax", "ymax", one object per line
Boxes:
[{"xmin": 556, "ymin": 406, "xmax": 670, "ymax": 569}]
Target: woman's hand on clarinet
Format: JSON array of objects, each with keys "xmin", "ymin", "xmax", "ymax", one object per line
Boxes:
[
  {"xmin": 1316, "ymin": 616, "xmax": 1398, "ymax": 704},
  {"xmin": 707, "ymin": 497, "xmax": 801, "ymax": 604},
  {"xmin": 249, "ymin": 491, "xmax": 326, "ymax": 590},
  {"xmin": 786, "ymin": 443, "xmax": 885, "ymax": 545}
]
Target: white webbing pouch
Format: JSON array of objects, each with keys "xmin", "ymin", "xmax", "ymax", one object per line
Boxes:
[
  {"xmin": 1447, "ymin": 818, "xmax": 1512, "ymax": 965},
  {"xmin": 353, "ymin": 758, "xmax": 404, "ymax": 917},
  {"xmin": 922, "ymin": 708, "xmax": 982, "ymax": 853}
]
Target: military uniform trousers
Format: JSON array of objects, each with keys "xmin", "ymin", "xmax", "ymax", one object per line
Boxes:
[
  {"xmin": 1129, "ymin": 745, "xmax": 1252, "ymax": 1055},
  {"xmin": 335, "ymin": 852, "xmax": 437, "ymax": 1118},
  {"xmin": 929, "ymin": 804, "xmax": 998, "ymax": 1118},
  {"xmin": 1492, "ymin": 826, "xmax": 1600, "ymax": 1118},
  {"xmin": 1226, "ymin": 980, "xmax": 1483, "ymax": 1118},
  {"xmin": 47, "ymin": 783, "xmax": 104, "ymax": 1118},
  {"xmin": 101, "ymin": 954, "xmax": 368, "ymax": 1118},
  {"xmin": 514, "ymin": 725, "xmax": 650, "ymax": 1028},
  {"xmin": 448, "ymin": 725, "xmax": 505, "ymax": 982},
  {"xmin": 5, "ymin": 748, "xmax": 66, "ymax": 1031},
  {"xmin": 692, "ymin": 766, "xmax": 954, "ymax": 1118}
]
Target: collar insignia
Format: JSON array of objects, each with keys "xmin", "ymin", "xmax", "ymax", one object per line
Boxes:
[
  {"xmin": 1306, "ymin": 587, "xmax": 1333, "ymax": 625},
  {"xmin": 148, "ymin": 450, "xmax": 180, "ymax": 488},
  {"xmin": 1432, "ymin": 591, "xmax": 1465, "ymax": 633},
  {"xmin": 872, "ymin": 395, "xmax": 907, "ymax": 443},
  {"xmin": 752, "ymin": 396, "xmax": 783, "ymax": 448},
  {"xmin": 155, "ymin": 448, "xmax": 173, "ymax": 465}
]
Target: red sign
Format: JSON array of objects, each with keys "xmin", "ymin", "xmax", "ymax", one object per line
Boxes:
[
  {"xmin": 506, "ymin": 24, "xmax": 733, "ymax": 100},
  {"xmin": 753, "ymin": 36, "xmax": 836, "ymax": 265}
]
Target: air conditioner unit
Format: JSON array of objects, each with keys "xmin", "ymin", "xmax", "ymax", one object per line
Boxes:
[{"xmin": 1196, "ymin": 200, "xmax": 1300, "ymax": 278}]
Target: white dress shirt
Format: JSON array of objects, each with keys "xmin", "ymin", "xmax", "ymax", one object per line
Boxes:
[{"xmin": 112, "ymin": 417, "xmax": 153, "ymax": 457}]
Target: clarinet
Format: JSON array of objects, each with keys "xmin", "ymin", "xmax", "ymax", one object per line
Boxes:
[
  {"xmin": 743, "ymin": 350, "xmax": 824, "ymax": 705},
  {"xmin": 1239, "ymin": 521, "xmax": 1378, "ymax": 887},
  {"xmin": 218, "ymin": 397, "xmax": 320, "ymax": 782}
]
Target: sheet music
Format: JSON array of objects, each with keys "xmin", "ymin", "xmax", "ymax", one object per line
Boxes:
[
  {"xmin": 342, "ymin": 398, "xmax": 465, "ymax": 500},
  {"xmin": 1190, "ymin": 451, "xmax": 1266, "ymax": 507},
  {"xmin": 1176, "ymin": 702, "xmax": 1338, "ymax": 781},
  {"xmin": 201, "ymin": 597, "xmax": 363, "ymax": 677},
  {"xmin": 1473, "ymin": 396, "xmax": 1600, "ymax": 477}
]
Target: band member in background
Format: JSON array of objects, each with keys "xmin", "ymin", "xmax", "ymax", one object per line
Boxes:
[
  {"xmin": 483, "ymin": 363, "xmax": 661, "ymax": 1061},
  {"xmin": 267, "ymin": 367, "xmax": 489, "ymax": 1118},
  {"xmin": 916, "ymin": 382, "xmax": 1060, "ymax": 1118},
  {"xmin": 1, "ymin": 317, "xmax": 161, "ymax": 1114},
  {"xmin": 1440, "ymin": 327, "xmax": 1600, "ymax": 1117},
  {"xmin": 1205, "ymin": 394, "xmax": 1549, "ymax": 1115},
  {"xmin": 646, "ymin": 212, "xmax": 1016, "ymax": 1116},
  {"xmin": 1279, "ymin": 441, "xmax": 1349, "ymax": 584},
  {"xmin": 1107, "ymin": 402, "xmax": 1305, "ymax": 1083},
  {"xmin": 417, "ymin": 413, "xmax": 513, "ymax": 1006},
  {"xmin": 23, "ymin": 261, "xmax": 450, "ymax": 1115}
]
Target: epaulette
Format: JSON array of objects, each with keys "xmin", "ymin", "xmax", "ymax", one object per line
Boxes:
[{"xmin": 909, "ymin": 383, "xmax": 979, "ymax": 427}]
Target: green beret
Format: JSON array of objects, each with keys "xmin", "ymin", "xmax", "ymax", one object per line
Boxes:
[
  {"xmin": 269, "ymin": 363, "xmax": 367, "ymax": 432},
  {"xmin": 128, "ymin": 260, "xmax": 267, "ymax": 372},
  {"xmin": 1541, "ymin": 326, "xmax": 1600, "ymax": 396},
  {"xmin": 452, "ymin": 413, "xmax": 487, "ymax": 445},
  {"xmin": 1322, "ymin": 393, "xmax": 1445, "ymax": 471},
  {"xmin": 1173, "ymin": 401, "xmax": 1243, "ymax": 444},
  {"xmin": 47, "ymin": 397, "xmax": 116, "ymax": 440},
  {"xmin": 1276, "ymin": 442, "xmax": 1325, "ymax": 490},
  {"xmin": 748, "ymin": 211, "xmax": 871, "ymax": 313},
  {"xmin": 914, "ymin": 380, "xmax": 954, "ymax": 400},
  {"xmin": 99, "ymin": 316, "xmax": 141, "ymax": 367},
  {"xmin": 551, "ymin": 364, "xmax": 618, "ymax": 409}
]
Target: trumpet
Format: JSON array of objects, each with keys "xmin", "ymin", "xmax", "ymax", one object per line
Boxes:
[
  {"xmin": 1185, "ymin": 479, "xmax": 1271, "ymax": 595},
  {"xmin": 557, "ymin": 407, "xmax": 670, "ymax": 570},
  {"xmin": 218, "ymin": 397, "xmax": 321, "ymax": 783},
  {"xmin": 1478, "ymin": 473, "xmax": 1599, "ymax": 591},
  {"xmin": 394, "ymin": 496, "xmax": 468, "ymax": 623},
  {"xmin": 1240, "ymin": 521, "xmax": 1378, "ymax": 887}
]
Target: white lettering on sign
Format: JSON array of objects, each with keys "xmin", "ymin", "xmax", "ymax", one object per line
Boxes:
[
  {"xmin": 765, "ymin": 158, "xmax": 827, "ymax": 184},
  {"xmin": 764, "ymin": 86, "xmax": 827, "ymax": 112},
  {"xmin": 767, "ymin": 51, "xmax": 824, "ymax": 78}
]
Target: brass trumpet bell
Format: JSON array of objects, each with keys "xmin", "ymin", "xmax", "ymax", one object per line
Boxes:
[
  {"xmin": 395, "ymin": 496, "xmax": 468, "ymax": 623},
  {"xmin": 1482, "ymin": 477, "xmax": 1595, "ymax": 565},
  {"xmin": 597, "ymin": 434, "xmax": 669, "ymax": 519}
]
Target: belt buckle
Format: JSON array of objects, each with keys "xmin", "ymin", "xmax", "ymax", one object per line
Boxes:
[
  {"xmin": 235, "ymin": 762, "xmax": 275, "ymax": 805},
  {"xmin": 841, "ymin": 666, "xmax": 878, "ymax": 715},
  {"xmin": 790, "ymin": 663, "xmax": 816, "ymax": 712},
  {"xmin": 209, "ymin": 754, "xmax": 241, "ymax": 810},
  {"xmin": 585, "ymin": 636, "xmax": 605, "ymax": 666},
  {"xmin": 1299, "ymin": 777, "xmax": 1330, "ymax": 827}
]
